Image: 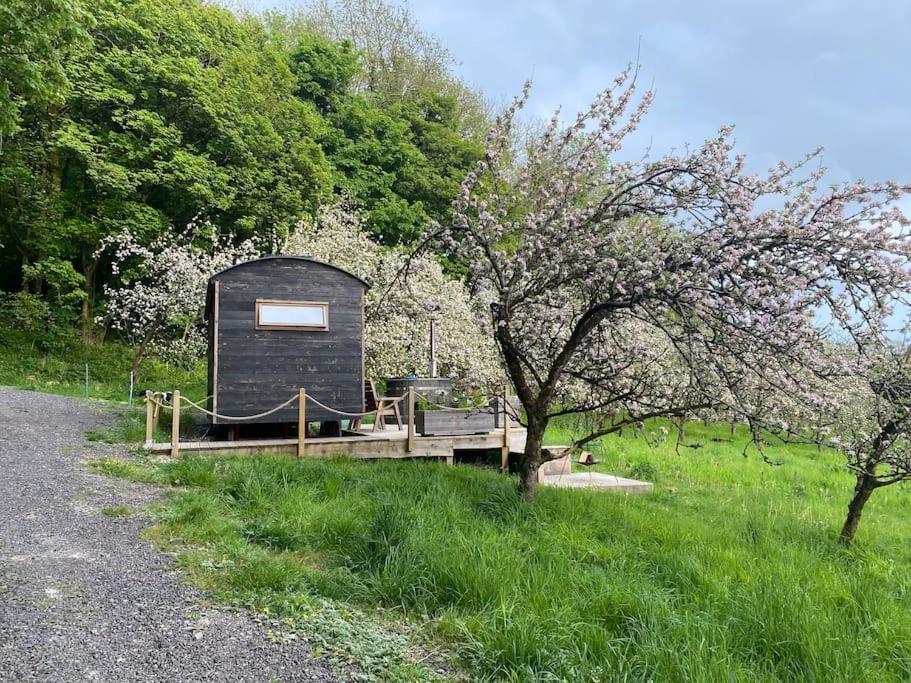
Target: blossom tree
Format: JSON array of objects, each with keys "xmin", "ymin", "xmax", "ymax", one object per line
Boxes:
[
  {"xmin": 438, "ymin": 68, "xmax": 911, "ymax": 497},
  {"xmin": 96, "ymin": 221, "xmax": 258, "ymax": 375},
  {"xmin": 796, "ymin": 340, "xmax": 911, "ymax": 543},
  {"xmin": 285, "ymin": 203, "xmax": 500, "ymax": 393}
]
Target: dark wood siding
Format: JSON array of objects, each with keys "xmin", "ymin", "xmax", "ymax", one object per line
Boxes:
[{"xmin": 206, "ymin": 257, "xmax": 367, "ymax": 424}]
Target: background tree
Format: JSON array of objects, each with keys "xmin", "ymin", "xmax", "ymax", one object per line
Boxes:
[
  {"xmin": 0, "ymin": 0, "xmax": 333, "ymax": 336},
  {"xmin": 0, "ymin": 0, "xmax": 88, "ymax": 146},
  {"xmin": 798, "ymin": 341, "xmax": 911, "ymax": 544},
  {"xmin": 439, "ymin": 72, "xmax": 911, "ymax": 497},
  {"xmin": 293, "ymin": 0, "xmax": 491, "ymax": 137},
  {"xmin": 96, "ymin": 220, "xmax": 257, "ymax": 377},
  {"xmin": 1, "ymin": 0, "xmax": 486, "ymax": 346},
  {"xmin": 285, "ymin": 23, "xmax": 484, "ymax": 244},
  {"xmin": 267, "ymin": 0, "xmax": 487, "ymax": 121}
]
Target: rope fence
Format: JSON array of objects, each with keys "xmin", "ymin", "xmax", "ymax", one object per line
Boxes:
[
  {"xmin": 187, "ymin": 393, "xmax": 300, "ymax": 421},
  {"xmin": 146, "ymin": 391, "xmax": 406, "ymax": 422},
  {"xmin": 144, "ymin": 383, "xmax": 514, "ymax": 466},
  {"xmin": 306, "ymin": 393, "xmax": 405, "ymax": 418}
]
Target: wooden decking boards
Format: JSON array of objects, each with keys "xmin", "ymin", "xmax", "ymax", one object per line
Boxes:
[{"xmin": 149, "ymin": 425, "xmax": 527, "ymax": 461}]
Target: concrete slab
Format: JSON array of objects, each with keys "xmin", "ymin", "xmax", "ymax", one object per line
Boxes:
[
  {"xmin": 537, "ymin": 453, "xmax": 572, "ymax": 479},
  {"xmin": 539, "ymin": 471, "xmax": 654, "ymax": 493}
]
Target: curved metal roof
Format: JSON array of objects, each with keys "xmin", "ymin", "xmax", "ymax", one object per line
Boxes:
[{"xmin": 208, "ymin": 255, "xmax": 370, "ymax": 289}]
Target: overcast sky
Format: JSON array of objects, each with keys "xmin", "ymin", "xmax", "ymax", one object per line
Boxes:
[
  {"xmin": 405, "ymin": 0, "xmax": 910, "ymax": 332},
  {"xmin": 249, "ymin": 1, "xmax": 911, "ymax": 184},
  {"xmin": 408, "ymin": 0, "xmax": 911, "ymax": 184}
]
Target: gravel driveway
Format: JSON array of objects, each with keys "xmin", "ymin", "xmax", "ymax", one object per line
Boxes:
[{"xmin": 0, "ymin": 387, "xmax": 336, "ymax": 682}]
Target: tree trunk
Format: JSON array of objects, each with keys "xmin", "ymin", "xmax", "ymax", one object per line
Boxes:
[
  {"xmin": 21, "ymin": 254, "xmax": 30, "ymax": 292},
  {"xmin": 839, "ymin": 474, "xmax": 876, "ymax": 544},
  {"xmin": 81, "ymin": 255, "xmax": 98, "ymax": 343},
  {"xmin": 518, "ymin": 417, "xmax": 546, "ymax": 499},
  {"xmin": 130, "ymin": 345, "xmax": 146, "ymax": 379},
  {"xmin": 518, "ymin": 458, "xmax": 540, "ymax": 499},
  {"xmin": 131, "ymin": 317, "xmax": 163, "ymax": 379}
]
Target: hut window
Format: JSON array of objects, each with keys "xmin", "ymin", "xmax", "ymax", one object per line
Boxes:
[{"xmin": 256, "ymin": 300, "xmax": 329, "ymax": 330}]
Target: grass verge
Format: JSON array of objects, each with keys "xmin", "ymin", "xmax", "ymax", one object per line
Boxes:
[
  {"xmin": 87, "ymin": 455, "xmax": 455, "ymax": 681},
  {"xmin": 0, "ymin": 335, "xmax": 206, "ymax": 403},
  {"xmin": 91, "ymin": 421, "xmax": 911, "ymax": 681}
]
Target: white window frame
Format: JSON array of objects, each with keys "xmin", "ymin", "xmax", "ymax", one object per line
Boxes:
[{"xmin": 255, "ymin": 299, "xmax": 329, "ymax": 331}]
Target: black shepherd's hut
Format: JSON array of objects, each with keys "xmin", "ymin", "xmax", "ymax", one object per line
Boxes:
[{"xmin": 204, "ymin": 256, "xmax": 369, "ymax": 425}]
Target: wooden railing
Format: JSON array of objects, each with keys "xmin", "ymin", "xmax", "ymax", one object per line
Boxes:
[{"xmin": 144, "ymin": 383, "xmax": 514, "ymax": 461}]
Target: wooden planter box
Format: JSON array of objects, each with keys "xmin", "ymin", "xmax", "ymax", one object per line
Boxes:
[{"xmin": 415, "ymin": 408, "xmax": 496, "ymax": 436}]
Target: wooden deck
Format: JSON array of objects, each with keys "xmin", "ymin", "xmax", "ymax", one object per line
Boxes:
[
  {"xmin": 149, "ymin": 425, "xmax": 527, "ymax": 461},
  {"xmin": 147, "ymin": 428, "xmax": 654, "ymax": 492}
]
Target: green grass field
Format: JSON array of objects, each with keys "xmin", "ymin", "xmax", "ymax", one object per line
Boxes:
[
  {"xmin": 9, "ymin": 340, "xmax": 908, "ymax": 679},
  {"xmin": 101, "ymin": 421, "xmax": 911, "ymax": 681}
]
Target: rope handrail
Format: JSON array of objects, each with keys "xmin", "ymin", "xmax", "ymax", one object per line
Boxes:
[
  {"xmin": 411, "ymin": 391, "xmax": 521, "ymax": 425},
  {"xmin": 179, "ymin": 394, "xmax": 300, "ymax": 421},
  {"xmin": 146, "ymin": 391, "xmax": 210, "ymax": 407},
  {"xmin": 148, "ymin": 388, "xmax": 512, "ymax": 424},
  {"xmin": 146, "ymin": 390, "xmax": 406, "ymax": 421},
  {"xmin": 305, "ymin": 393, "xmax": 405, "ymax": 417}
]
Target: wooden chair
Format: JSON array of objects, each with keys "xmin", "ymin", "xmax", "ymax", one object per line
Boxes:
[{"xmin": 350, "ymin": 380, "xmax": 402, "ymax": 432}]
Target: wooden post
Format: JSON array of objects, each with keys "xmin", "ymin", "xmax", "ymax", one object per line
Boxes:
[
  {"xmin": 501, "ymin": 382, "xmax": 511, "ymax": 473},
  {"xmin": 144, "ymin": 392, "xmax": 154, "ymax": 447},
  {"xmin": 406, "ymin": 387, "xmax": 415, "ymax": 453},
  {"xmin": 298, "ymin": 388, "xmax": 306, "ymax": 457},
  {"xmin": 170, "ymin": 390, "xmax": 180, "ymax": 458}
]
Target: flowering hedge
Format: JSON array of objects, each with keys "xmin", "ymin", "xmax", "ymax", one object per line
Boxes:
[{"xmin": 285, "ymin": 203, "xmax": 501, "ymax": 394}]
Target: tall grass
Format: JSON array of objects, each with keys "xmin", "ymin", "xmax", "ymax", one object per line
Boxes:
[{"xmin": 142, "ymin": 421, "xmax": 911, "ymax": 681}]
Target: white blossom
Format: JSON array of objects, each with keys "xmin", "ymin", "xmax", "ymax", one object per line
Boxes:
[
  {"xmin": 285, "ymin": 202, "xmax": 501, "ymax": 393},
  {"xmin": 96, "ymin": 219, "xmax": 258, "ymax": 370}
]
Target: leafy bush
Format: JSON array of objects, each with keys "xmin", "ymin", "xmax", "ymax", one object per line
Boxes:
[
  {"xmin": 628, "ymin": 460, "xmax": 658, "ymax": 482},
  {"xmin": 0, "ymin": 291, "xmax": 80, "ymax": 354}
]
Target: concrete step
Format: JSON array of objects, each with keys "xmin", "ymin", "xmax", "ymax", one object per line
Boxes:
[{"xmin": 539, "ymin": 471, "xmax": 654, "ymax": 493}]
